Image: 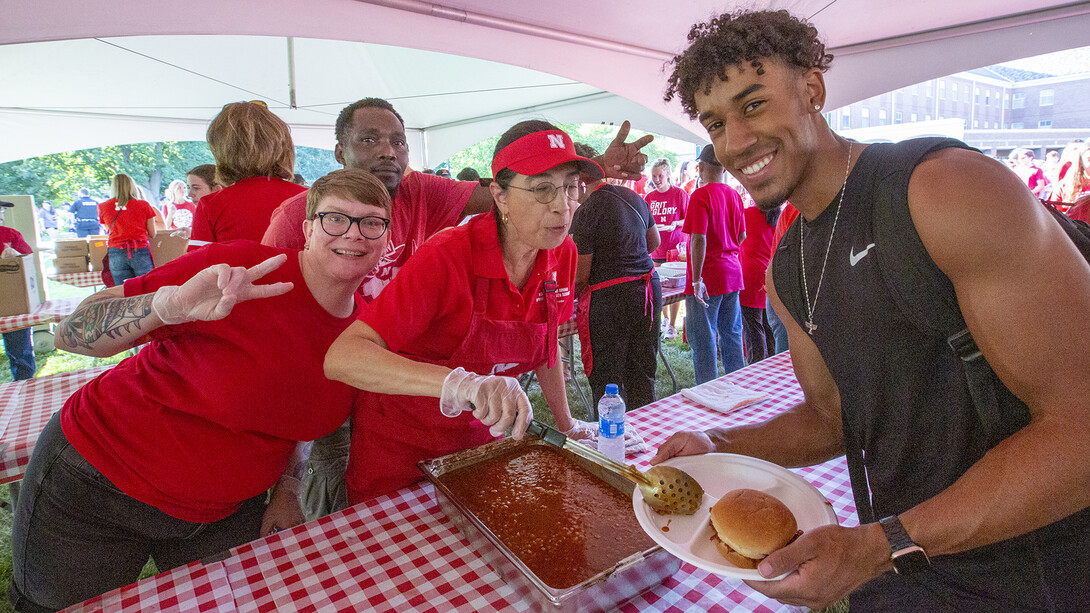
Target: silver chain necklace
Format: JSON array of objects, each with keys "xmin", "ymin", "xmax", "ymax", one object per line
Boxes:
[{"xmin": 800, "ymin": 140, "xmax": 853, "ymax": 335}]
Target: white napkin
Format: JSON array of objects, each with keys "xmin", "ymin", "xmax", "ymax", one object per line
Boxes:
[{"xmin": 681, "ymin": 379, "xmax": 768, "ymax": 414}]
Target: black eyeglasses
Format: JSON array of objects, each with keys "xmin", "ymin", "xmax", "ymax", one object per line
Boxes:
[
  {"xmin": 315, "ymin": 212, "xmax": 390, "ymax": 239},
  {"xmin": 508, "ymin": 181, "xmax": 581, "ymax": 204}
]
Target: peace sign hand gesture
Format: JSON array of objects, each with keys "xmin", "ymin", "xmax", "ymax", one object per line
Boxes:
[{"xmin": 152, "ymin": 254, "xmax": 294, "ymax": 325}]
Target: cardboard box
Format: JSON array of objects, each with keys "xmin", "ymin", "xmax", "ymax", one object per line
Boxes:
[
  {"xmin": 0, "ymin": 254, "xmax": 42, "ymax": 317},
  {"xmin": 54, "ymin": 255, "xmax": 89, "ymax": 273},
  {"xmin": 150, "ymin": 233, "xmax": 189, "ymax": 266},
  {"xmin": 87, "ymin": 236, "xmax": 109, "ymax": 271},
  {"xmin": 55, "ymin": 238, "xmax": 89, "ymax": 258}
]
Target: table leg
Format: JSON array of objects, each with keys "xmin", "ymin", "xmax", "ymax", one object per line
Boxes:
[
  {"xmin": 563, "ymin": 335, "xmax": 594, "ymax": 420},
  {"xmin": 658, "ymin": 344, "xmax": 678, "ymax": 395}
]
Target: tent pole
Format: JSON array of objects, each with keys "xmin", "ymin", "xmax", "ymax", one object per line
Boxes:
[{"xmin": 287, "ymin": 37, "xmax": 298, "ymax": 110}]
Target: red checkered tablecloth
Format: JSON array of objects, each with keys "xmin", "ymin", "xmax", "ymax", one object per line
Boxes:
[
  {"xmin": 558, "ymin": 285, "xmax": 685, "ymax": 338},
  {"xmin": 65, "ymin": 351, "xmax": 857, "ymax": 612},
  {"xmin": 63, "ymin": 559, "xmax": 234, "ymax": 612},
  {"xmin": 0, "ymin": 365, "xmax": 112, "ymax": 484},
  {"xmin": 49, "ymin": 271, "xmax": 105, "ymax": 288},
  {"xmin": 0, "ymin": 297, "xmax": 84, "ymax": 334}
]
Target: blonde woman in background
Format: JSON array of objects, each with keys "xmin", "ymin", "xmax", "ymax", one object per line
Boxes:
[
  {"xmin": 97, "ymin": 173, "xmax": 158, "ymax": 284},
  {"xmin": 163, "ymin": 179, "xmax": 197, "ymax": 230}
]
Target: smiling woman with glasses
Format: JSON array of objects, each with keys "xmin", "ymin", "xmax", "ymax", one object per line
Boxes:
[
  {"xmin": 325, "ymin": 120, "xmax": 606, "ymax": 504},
  {"xmin": 10, "ymin": 169, "xmax": 392, "ymax": 612}
]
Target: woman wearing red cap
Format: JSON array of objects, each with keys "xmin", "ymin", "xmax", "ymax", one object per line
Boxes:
[{"xmin": 326, "ymin": 120, "xmax": 597, "ymax": 502}]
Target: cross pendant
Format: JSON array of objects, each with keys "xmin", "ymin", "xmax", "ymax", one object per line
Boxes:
[{"xmin": 804, "ymin": 319, "xmax": 818, "ymax": 334}]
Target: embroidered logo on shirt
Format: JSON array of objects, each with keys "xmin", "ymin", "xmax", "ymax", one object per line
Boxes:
[
  {"xmin": 849, "ymin": 243, "xmax": 876, "ymax": 267},
  {"xmin": 491, "ymin": 363, "xmax": 520, "ymax": 375}
]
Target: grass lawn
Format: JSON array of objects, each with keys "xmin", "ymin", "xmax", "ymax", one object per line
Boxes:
[{"xmin": 0, "ymin": 292, "xmax": 848, "ymax": 612}]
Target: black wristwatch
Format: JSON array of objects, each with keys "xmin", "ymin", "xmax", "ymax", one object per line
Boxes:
[{"xmin": 879, "ymin": 515, "xmax": 930, "ymax": 574}]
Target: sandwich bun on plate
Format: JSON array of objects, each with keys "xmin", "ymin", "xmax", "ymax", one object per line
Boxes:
[{"xmin": 709, "ymin": 488, "xmax": 799, "ymax": 569}]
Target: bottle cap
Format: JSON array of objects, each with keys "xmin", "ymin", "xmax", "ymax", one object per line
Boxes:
[{"xmin": 605, "ymin": 384, "xmax": 619, "ymax": 395}]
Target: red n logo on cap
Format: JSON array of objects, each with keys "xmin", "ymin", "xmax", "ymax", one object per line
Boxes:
[{"xmin": 547, "ymin": 134, "xmax": 565, "ymax": 149}]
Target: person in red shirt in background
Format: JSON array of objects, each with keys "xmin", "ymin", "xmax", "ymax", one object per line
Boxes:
[
  {"xmin": 325, "ymin": 121, "xmax": 595, "ymax": 503},
  {"xmin": 684, "ymin": 145, "xmax": 746, "ymax": 382},
  {"xmin": 98, "ymin": 173, "xmax": 157, "ymax": 285},
  {"xmin": 647, "ymin": 158, "xmax": 689, "ymax": 339},
  {"xmin": 765, "ymin": 203, "xmax": 800, "ymax": 354},
  {"xmin": 1009, "ymin": 148, "xmax": 1049, "ymax": 198},
  {"xmin": 191, "ymin": 101, "xmax": 306, "ymax": 243},
  {"xmin": 162, "ymin": 179, "xmax": 196, "ymax": 231},
  {"xmin": 10, "ymin": 170, "xmax": 392, "ymax": 611},
  {"xmin": 186, "ymin": 164, "xmax": 221, "ymax": 206},
  {"xmin": 0, "ymin": 201, "xmax": 36, "ymax": 380},
  {"xmin": 739, "ymin": 201, "xmax": 781, "ymax": 364},
  {"xmin": 678, "ymin": 160, "xmax": 699, "ymax": 195}
]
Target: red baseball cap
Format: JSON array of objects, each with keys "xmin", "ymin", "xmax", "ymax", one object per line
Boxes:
[{"xmin": 491, "ymin": 130, "xmax": 604, "ymax": 181}]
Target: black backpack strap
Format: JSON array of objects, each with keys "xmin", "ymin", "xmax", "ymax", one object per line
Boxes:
[{"xmin": 869, "ymin": 137, "xmax": 1031, "ymax": 447}]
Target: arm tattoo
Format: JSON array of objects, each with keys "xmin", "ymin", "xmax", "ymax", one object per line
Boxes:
[{"xmin": 59, "ymin": 293, "xmax": 156, "ymax": 350}]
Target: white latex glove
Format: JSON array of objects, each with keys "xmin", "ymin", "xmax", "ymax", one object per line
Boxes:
[
  {"xmin": 440, "ymin": 367, "xmax": 532, "ymax": 439},
  {"xmin": 560, "ymin": 420, "xmax": 598, "ymax": 444},
  {"xmin": 1, "ymin": 244, "xmax": 19, "ymax": 258},
  {"xmin": 692, "ymin": 278, "xmax": 710, "ymax": 308},
  {"xmin": 152, "ymin": 254, "xmax": 293, "ymax": 325}
]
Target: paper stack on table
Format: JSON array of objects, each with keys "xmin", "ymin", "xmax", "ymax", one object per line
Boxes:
[{"xmin": 681, "ymin": 379, "xmax": 768, "ymax": 414}]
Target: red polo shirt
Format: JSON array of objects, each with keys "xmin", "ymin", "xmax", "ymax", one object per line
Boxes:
[
  {"xmin": 191, "ymin": 176, "xmax": 305, "ymax": 243},
  {"xmin": 360, "ymin": 213, "xmax": 576, "ymax": 361}
]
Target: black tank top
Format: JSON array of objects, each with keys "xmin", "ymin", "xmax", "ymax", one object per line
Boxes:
[{"xmin": 774, "ymin": 141, "xmax": 1089, "ymax": 611}]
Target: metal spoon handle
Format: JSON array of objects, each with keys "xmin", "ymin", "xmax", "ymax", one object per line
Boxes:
[{"xmin": 526, "ymin": 420, "xmax": 651, "ymax": 486}]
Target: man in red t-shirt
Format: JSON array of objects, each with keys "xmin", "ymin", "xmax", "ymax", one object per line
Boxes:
[
  {"xmin": 0, "ymin": 201, "xmax": 36, "ymax": 380},
  {"xmin": 646, "ymin": 159, "xmax": 689, "ymax": 338},
  {"xmin": 683, "ymin": 146, "xmax": 746, "ymax": 382},
  {"xmin": 261, "ymin": 98, "xmax": 656, "ymax": 519}
]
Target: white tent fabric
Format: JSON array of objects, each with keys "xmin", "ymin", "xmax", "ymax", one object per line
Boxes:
[{"xmin": 3, "ymin": 0, "xmax": 1090, "ymax": 165}]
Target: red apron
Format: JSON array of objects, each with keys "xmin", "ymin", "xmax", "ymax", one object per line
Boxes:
[
  {"xmin": 575, "ymin": 270, "xmax": 654, "ymax": 376},
  {"xmin": 350, "ymin": 275, "xmax": 560, "ymax": 503}
]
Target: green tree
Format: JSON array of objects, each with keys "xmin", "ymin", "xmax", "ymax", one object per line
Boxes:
[{"xmin": 293, "ymin": 147, "xmax": 340, "ymax": 184}]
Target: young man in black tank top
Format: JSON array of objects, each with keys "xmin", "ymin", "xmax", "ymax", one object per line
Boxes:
[{"xmin": 650, "ymin": 10, "xmax": 1090, "ymax": 612}]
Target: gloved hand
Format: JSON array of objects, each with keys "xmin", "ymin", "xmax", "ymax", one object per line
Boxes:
[
  {"xmin": 692, "ymin": 278, "xmax": 710, "ymax": 308},
  {"xmin": 440, "ymin": 367, "xmax": 532, "ymax": 438},
  {"xmin": 152, "ymin": 254, "xmax": 293, "ymax": 325},
  {"xmin": 1, "ymin": 245, "xmax": 19, "ymax": 258},
  {"xmin": 559, "ymin": 420, "xmax": 598, "ymax": 444}
]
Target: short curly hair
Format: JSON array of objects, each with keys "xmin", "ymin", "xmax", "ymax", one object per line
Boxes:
[{"xmin": 665, "ymin": 10, "xmax": 833, "ymax": 119}]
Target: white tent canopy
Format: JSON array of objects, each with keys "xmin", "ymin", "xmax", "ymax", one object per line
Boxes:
[{"xmin": 3, "ymin": 0, "xmax": 1090, "ymax": 166}]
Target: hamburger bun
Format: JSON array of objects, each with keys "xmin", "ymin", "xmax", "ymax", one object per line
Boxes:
[{"xmin": 709, "ymin": 488, "xmax": 798, "ymax": 567}]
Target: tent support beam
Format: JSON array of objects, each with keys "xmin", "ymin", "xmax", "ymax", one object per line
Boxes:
[
  {"xmin": 353, "ymin": 0, "xmax": 673, "ymax": 61},
  {"xmin": 423, "ymin": 92, "xmax": 614, "ymax": 131},
  {"xmin": 833, "ymin": 0, "xmax": 1090, "ymax": 57},
  {"xmin": 287, "ymin": 37, "xmax": 298, "ymax": 109}
]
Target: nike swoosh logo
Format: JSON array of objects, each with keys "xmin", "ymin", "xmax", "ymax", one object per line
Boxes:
[{"xmin": 849, "ymin": 243, "xmax": 876, "ymax": 266}]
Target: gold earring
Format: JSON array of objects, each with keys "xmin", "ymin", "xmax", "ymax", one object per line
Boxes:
[{"xmin": 501, "ymin": 211, "xmax": 509, "ymax": 224}]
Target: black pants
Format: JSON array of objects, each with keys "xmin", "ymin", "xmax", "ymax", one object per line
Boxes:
[
  {"xmin": 741, "ymin": 305, "xmax": 775, "ymax": 365},
  {"xmin": 10, "ymin": 414, "xmax": 266, "ymax": 612},
  {"xmin": 587, "ymin": 277, "xmax": 662, "ymax": 411}
]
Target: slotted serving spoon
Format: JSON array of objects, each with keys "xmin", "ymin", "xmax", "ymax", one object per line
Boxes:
[{"xmin": 526, "ymin": 420, "xmax": 704, "ymax": 515}]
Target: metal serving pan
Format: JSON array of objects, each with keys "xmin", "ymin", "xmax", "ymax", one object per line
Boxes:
[{"xmin": 419, "ymin": 437, "xmax": 680, "ymax": 612}]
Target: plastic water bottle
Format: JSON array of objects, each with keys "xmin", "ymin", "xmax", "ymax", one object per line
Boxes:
[{"xmin": 598, "ymin": 384, "xmax": 626, "ymax": 461}]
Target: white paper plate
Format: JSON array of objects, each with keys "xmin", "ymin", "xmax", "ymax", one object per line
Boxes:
[{"xmin": 632, "ymin": 453, "xmax": 839, "ymax": 581}]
